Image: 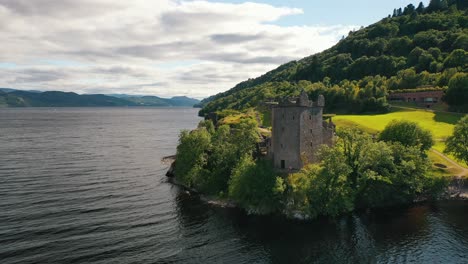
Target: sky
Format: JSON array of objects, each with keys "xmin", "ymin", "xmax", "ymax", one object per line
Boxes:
[{"xmin": 0, "ymin": 0, "xmax": 429, "ymax": 99}]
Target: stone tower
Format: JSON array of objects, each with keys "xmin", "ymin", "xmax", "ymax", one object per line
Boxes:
[{"xmin": 269, "ymin": 90, "xmax": 333, "ymax": 170}]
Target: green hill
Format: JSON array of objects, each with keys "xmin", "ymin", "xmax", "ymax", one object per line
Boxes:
[
  {"xmin": 199, "ymin": 1, "xmax": 468, "ymax": 115},
  {"xmin": 0, "ymin": 90, "xmax": 200, "ymax": 107}
]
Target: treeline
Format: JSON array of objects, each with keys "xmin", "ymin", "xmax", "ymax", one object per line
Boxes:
[
  {"xmin": 199, "ymin": 1, "xmax": 467, "ymax": 114},
  {"xmin": 174, "ymin": 119, "xmax": 447, "ymax": 217},
  {"xmin": 200, "ymin": 70, "xmax": 468, "ymax": 115}
]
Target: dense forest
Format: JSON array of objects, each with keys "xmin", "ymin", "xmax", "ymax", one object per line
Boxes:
[{"xmin": 199, "ymin": 0, "xmax": 468, "ymax": 115}]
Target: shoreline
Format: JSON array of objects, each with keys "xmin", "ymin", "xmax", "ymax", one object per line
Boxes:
[{"xmin": 165, "ymin": 162, "xmax": 468, "ymax": 221}]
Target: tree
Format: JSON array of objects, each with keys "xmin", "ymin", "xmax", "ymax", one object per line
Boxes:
[
  {"xmin": 445, "ymin": 72, "xmax": 468, "ymax": 108},
  {"xmin": 445, "ymin": 115, "xmax": 468, "ymax": 164},
  {"xmin": 379, "ymin": 120, "xmax": 434, "ymax": 152},
  {"xmin": 404, "ymin": 4, "xmax": 416, "ymax": 15},
  {"xmin": 416, "ymin": 2, "xmax": 425, "ymax": 12},
  {"xmin": 174, "ymin": 128, "xmax": 212, "ymax": 186},
  {"xmin": 336, "ymin": 127, "xmax": 372, "ymax": 188},
  {"xmin": 428, "ymin": 0, "xmax": 444, "ymax": 12},
  {"xmin": 228, "ymin": 156, "xmax": 283, "ymax": 214},
  {"xmin": 453, "ymin": 34, "xmax": 468, "ymax": 50},
  {"xmin": 444, "ymin": 49, "xmax": 468, "ymax": 70}
]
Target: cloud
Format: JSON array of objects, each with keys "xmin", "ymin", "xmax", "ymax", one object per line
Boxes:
[
  {"xmin": 210, "ymin": 33, "xmax": 265, "ymax": 44},
  {"xmin": 13, "ymin": 69, "xmax": 69, "ymax": 83},
  {"xmin": 0, "ymin": 0, "xmax": 355, "ymax": 98}
]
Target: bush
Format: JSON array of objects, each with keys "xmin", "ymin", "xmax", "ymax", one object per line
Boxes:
[
  {"xmin": 379, "ymin": 120, "xmax": 434, "ymax": 152},
  {"xmin": 445, "ymin": 115, "xmax": 468, "ymax": 163},
  {"xmin": 228, "ymin": 156, "xmax": 284, "ymax": 214}
]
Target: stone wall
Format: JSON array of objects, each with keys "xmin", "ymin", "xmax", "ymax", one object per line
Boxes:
[
  {"xmin": 388, "ymin": 90, "xmax": 444, "ymax": 104},
  {"xmin": 270, "ymin": 92, "xmax": 333, "ymax": 170}
]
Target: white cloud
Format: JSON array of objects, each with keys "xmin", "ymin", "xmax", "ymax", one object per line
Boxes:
[{"xmin": 0, "ymin": 0, "xmax": 355, "ymax": 98}]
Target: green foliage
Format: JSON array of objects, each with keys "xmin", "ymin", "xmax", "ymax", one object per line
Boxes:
[
  {"xmin": 445, "ymin": 115, "xmax": 468, "ymax": 163},
  {"xmin": 228, "ymin": 156, "xmax": 283, "ymax": 214},
  {"xmin": 356, "ymin": 142, "xmax": 432, "ymax": 207},
  {"xmin": 174, "ymin": 128, "xmax": 211, "ymax": 187},
  {"xmin": 174, "ymin": 119, "xmax": 260, "ymax": 195},
  {"xmin": 286, "ymin": 160, "xmax": 354, "ymax": 218},
  {"xmin": 285, "ymin": 130, "xmax": 441, "ymax": 218},
  {"xmin": 198, "ymin": 120, "xmax": 215, "ymax": 135},
  {"xmin": 446, "ymin": 72, "xmax": 468, "ymax": 111},
  {"xmin": 335, "ymin": 127, "xmax": 372, "ymax": 188},
  {"xmin": 379, "ymin": 120, "xmax": 434, "ymax": 151},
  {"xmin": 444, "ymin": 49, "xmax": 468, "ymax": 70}
]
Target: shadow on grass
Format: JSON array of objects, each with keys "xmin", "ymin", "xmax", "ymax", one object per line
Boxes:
[{"xmin": 433, "ymin": 111, "xmax": 463, "ymax": 125}]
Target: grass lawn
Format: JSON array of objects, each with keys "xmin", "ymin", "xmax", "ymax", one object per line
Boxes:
[
  {"xmin": 333, "ymin": 108, "xmax": 462, "ymax": 139},
  {"xmin": 333, "ymin": 108, "xmax": 467, "ymax": 172},
  {"xmin": 427, "ymin": 151, "xmax": 464, "ymax": 177}
]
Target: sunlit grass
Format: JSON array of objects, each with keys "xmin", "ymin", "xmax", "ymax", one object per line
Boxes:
[
  {"xmin": 333, "ymin": 108, "xmax": 461, "ymax": 139},
  {"xmin": 333, "ymin": 108, "xmax": 467, "ymax": 172}
]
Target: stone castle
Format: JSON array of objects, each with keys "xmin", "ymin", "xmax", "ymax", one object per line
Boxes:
[{"xmin": 268, "ymin": 90, "xmax": 334, "ymax": 170}]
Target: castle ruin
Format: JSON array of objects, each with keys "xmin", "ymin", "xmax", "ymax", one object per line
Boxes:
[{"xmin": 269, "ymin": 90, "xmax": 334, "ymax": 170}]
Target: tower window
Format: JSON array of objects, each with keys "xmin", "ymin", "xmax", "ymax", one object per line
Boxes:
[
  {"xmin": 282, "ymin": 127, "xmax": 285, "ymax": 132},
  {"xmin": 309, "ymin": 115, "xmax": 312, "ymax": 120},
  {"xmin": 292, "ymin": 115, "xmax": 295, "ymax": 120},
  {"xmin": 282, "ymin": 113, "xmax": 284, "ymax": 119},
  {"xmin": 310, "ymin": 129, "xmax": 312, "ymax": 133},
  {"xmin": 281, "ymin": 143, "xmax": 283, "ymax": 149},
  {"xmin": 281, "ymin": 160, "xmax": 285, "ymax": 169}
]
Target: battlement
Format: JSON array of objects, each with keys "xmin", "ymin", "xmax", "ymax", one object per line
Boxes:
[{"xmin": 276, "ymin": 90, "xmax": 325, "ymax": 108}]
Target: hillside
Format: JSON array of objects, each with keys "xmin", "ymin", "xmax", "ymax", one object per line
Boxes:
[
  {"xmin": 199, "ymin": 1, "xmax": 468, "ymax": 115},
  {"xmin": 0, "ymin": 90, "xmax": 200, "ymax": 107}
]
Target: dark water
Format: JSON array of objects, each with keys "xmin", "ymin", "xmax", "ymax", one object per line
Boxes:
[{"xmin": 1, "ymin": 108, "xmax": 467, "ymax": 264}]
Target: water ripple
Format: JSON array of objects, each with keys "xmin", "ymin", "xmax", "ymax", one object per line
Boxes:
[{"xmin": 1, "ymin": 108, "xmax": 467, "ymax": 264}]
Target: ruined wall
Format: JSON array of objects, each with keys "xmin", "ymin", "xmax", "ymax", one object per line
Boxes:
[
  {"xmin": 271, "ymin": 106, "xmax": 302, "ymax": 169},
  {"xmin": 299, "ymin": 107, "xmax": 323, "ymax": 164},
  {"xmin": 270, "ymin": 93, "xmax": 333, "ymax": 170}
]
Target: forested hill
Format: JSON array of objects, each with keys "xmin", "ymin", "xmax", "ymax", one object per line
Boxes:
[
  {"xmin": 0, "ymin": 89, "xmax": 200, "ymax": 107},
  {"xmin": 199, "ymin": 0, "xmax": 468, "ymax": 115}
]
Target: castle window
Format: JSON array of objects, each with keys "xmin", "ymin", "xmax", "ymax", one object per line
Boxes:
[
  {"xmin": 281, "ymin": 143, "xmax": 283, "ymax": 149},
  {"xmin": 292, "ymin": 115, "xmax": 295, "ymax": 120},
  {"xmin": 310, "ymin": 129, "xmax": 312, "ymax": 133},
  {"xmin": 282, "ymin": 113, "xmax": 284, "ymax": 119},
  {"xmin": 309, "ymin": 115, "xmax": 312, "ymax": 120},
  {"xmin": 282, "ymin": 127, "xmax": 285, "ymax": 132},
  {"xmin": 310, "ymin": 142, "xmax": 313, "ymax": 147},
  {"xmin": 281, "ymin": 160, "xmax": 285, "ymax": 169}
]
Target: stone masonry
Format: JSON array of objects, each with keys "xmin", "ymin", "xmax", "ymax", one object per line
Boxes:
[{"xmin": 269, "ymin": 90, "xmax": 334, "ymax": 170}]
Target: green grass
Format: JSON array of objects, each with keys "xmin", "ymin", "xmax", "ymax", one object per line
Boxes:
[
  {"xmin": 333, "ymin": 108, "xmax": 462, "ymax": 139},
  {"xmin": 333, "ymin": 108, "xmax": 467, "ymax": 172},
  {"xmin": 433, "ymin": 140, "xmax": 468, "ymax": 168},
  {"xmin": 391, "ymin": 102, "xmax": 449, "ymax": 112},
  {"xmin": 427, "ymin": 151, "xmax": 463, "ymax": 177}
]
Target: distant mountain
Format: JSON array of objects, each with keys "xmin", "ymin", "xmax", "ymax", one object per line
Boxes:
[
  {"xmin": 0, "ymin": 88, "xmax": 42, "ymax": 93},
  {"xmin": 125, "ymin": 96, "xmax": 172, "ymax": 106},
  {"xmin": 168, "ymin": 96, "xmax": 201, "ymax": 107},
  {"xmin": 0, "ymin": 90, "xmax": 200, "ymax": 107}
]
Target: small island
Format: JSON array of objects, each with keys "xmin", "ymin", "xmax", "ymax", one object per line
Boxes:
[{"xmin": 167, "ymin": 89, "xmax": 467, "ymax": 219}]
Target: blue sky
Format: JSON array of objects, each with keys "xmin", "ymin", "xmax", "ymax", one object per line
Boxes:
[
  {"xmin": 0, "ymin": 0, "xmax": 430, "ymax": 98},
  {"xmin": 210, "ymin": 0, "xmax": 430, "ymax": 25}
]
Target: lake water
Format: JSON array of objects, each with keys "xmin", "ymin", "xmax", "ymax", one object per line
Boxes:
[{"xmin": 1, "ymin": 107, "xmax": 467, "ymax": 264}]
